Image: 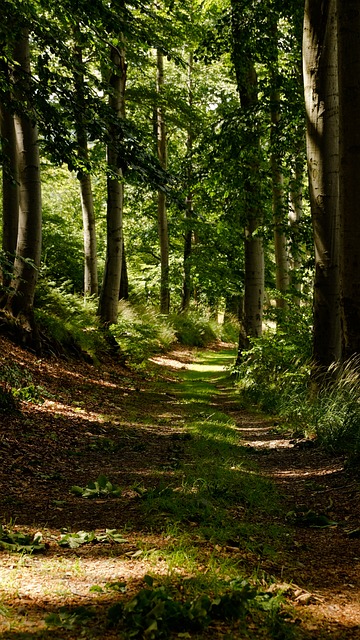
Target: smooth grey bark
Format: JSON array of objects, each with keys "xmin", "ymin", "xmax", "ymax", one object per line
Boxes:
[
  {"xmin": 303, "ymin": 0, "xmax": 341, "ymax": 367},
  {"xmin": 288, "ymin": 159, "xmax": 303, "ymax": 303},
  {"xmin": 0, "ymin": 73, "xmax": 19, "ymax": 286},
  {"xmin": 7, "ymin": 29, "xmax": 41, "ymax": 328},
  {"xmin": 181, "ymin": 52, "xmax": 194, "ymax": 312},
  {"xmin": 338, "ymin": 0, "xmax": 360, "ymax": 359},
  {"xmin": 98, "ymin": 43, "xmax": 126, "ymax": 326},
  {"xmin": 156, "ymin": 50, "xmax": 170, "ymax": 314},
  {"xmin": 74, "ymin": 40, "xmax": 98, "ymax": 297},
  {"xmin": 271, "ymin": 88, "xmax": 290, "ymax": 307},
  {"xmin": 231, "ymin": 2, "xmax": 265, "ymax": 354}
]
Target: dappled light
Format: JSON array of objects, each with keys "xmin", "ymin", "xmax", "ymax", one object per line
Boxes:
[{"xmin": 0, "ymin": 342, "xmax": 360, "ymax": 638}]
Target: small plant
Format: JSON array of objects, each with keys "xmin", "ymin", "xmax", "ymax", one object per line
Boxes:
[
  {"xmin": 58, "ymin": 528, "xmax": 127, "ymax": 548},
  {"xmin": 0, "ymin": 525, "xmax": 46, "ymax": 553},
  {"xmin": 45, "ymin": 606, "xmax": 95, "ymax": 630},
  {"xmin": 70, "ymin": 474, "xmax": 122, "ymax": 498},
  {"xmin": 107, "ymin": 577, "xmax": 258, "ymax": 638}
]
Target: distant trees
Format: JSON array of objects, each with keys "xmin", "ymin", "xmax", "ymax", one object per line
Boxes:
[{"xmin": 7, "ymin": 0, "xmax": 360, "ymax": 370}]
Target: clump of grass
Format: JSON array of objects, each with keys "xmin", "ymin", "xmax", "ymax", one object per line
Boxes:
[
  {"xmin": 110, "ymin": 300, "xmax": 176, "ymax": 363},
  {"xmin": 312, "ymin": 357, "xmax": 360, "ymax": 458},
  {"xmin": 170, "ymin": 310, "xmax": 219, "ymax": 347}
]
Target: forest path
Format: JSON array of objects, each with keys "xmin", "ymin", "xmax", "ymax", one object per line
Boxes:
[
  {"xmin": 154, "ymin": 346, "xmax": 360, "ymax": 638},
  {"xmin": 1, "ymin": 339, "xmax": 360, "ymax": 638},
  {"xmin": 200, "ymin": 349, "xmax": 360, "ymax": 638}
]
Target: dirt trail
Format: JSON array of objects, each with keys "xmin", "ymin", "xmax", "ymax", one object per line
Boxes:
[
  {"xmin": 1, "ymin": 340, "xmax": 360, "ymax": 638},
  {"xmin": 212, "ymin": 384, "xmax": 360, "ymax": 638}
]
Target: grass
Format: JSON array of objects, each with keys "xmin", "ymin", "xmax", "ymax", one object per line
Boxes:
[{"xmin": 0, "ymin": 347, "xmax": 305, "ymax": 639}]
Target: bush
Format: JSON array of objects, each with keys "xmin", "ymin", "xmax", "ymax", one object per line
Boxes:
[
  {"xmin": 313, "ymin": 358, "xmax": 360, "ymax": 458},
  {"xmin": 110, "ymin": 301, "xmax": 176, "ymax": 363},
  {"xmin": 170, "ymin": 310, "xmax": 218, "ymax": 347},
  {"xmin": 35, "ymin": 278, "xmax": 107, "ymax": 359},
  {"xmin": 233, "ymin": 303, "xmax": 312, "ymax": 424}
]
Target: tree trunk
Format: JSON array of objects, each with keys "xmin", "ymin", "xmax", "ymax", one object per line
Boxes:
[
  {"xmin": 338, "ymin": 1, "xmax": 360, "ymax": 359},
  {"xmin": 181, "ymin": 52, "xmax": 194, "ymax": 312},
  {"xmin": 303, "ymin": 0, "xmax": 341, "ymax": 368},
  {"xmin": 271, "ymin": 88, "xmax": 290, "ymax": 308},
  {"xmin": 288, "ymin": 158, "xmax": 303, "ymax": 304},
  {"xmin": 156, "ymin": 50, "xmax": 170, "ymax": 314},
  {"xmin": 6, "ymin": 29, "xmax": 42, "ymax": 336},
  {"xmin": 73, "ymin": 39, "xmax": 98, "ymax": 297},
  {"xmin": 98, "ymin": 43, "xmax": 126, "ymax": 326},
  {"xmin": 243, "ymin": 218, "xmax": 265, "ymax": 342},
  {"xmin": 0, "ymin": 62, "xmax": 19, "ymax": 286},
  {"xmin": 231, "ymin": 2, "xmax": 265, "ymax": 356},
  {"xmin": 119, "ymin": 238, "xmax": 129, "ymax": 300}
]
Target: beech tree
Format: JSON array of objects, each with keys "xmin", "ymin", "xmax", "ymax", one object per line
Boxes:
[
  {"xmin": 98, "ymin": 39, "xmax": 127, "ymax": 326},
  {"xmin": 303, "ymin": 0, "xmax": 340, "ymax": 368},
  {"xmin": 338, "ymin": 0, "xmax": 360, "ymax": 359},
  {"xmin": 3, "ymin": 27, "xmax": 42, "ymax": 344},
  {"xmin": 156, "ymin": 49, "xmax": 170, "ymax": 314}
]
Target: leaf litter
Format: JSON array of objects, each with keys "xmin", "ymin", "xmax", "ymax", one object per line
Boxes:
[{"xmin": 0, "ymin": 337, "xmax": 359, "ymax": 637}]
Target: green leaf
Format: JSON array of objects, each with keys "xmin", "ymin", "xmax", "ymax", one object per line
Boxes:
[{"xmin": 144, "ymin": 574, "xmax": 154, "ymax": 587}]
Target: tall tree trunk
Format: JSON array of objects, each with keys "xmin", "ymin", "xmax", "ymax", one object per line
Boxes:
[
  {"xmin": 98, "ymin": 43, "xmax": 126, "ymax": 326},
  {"xmin": 240, "ymin": 63, "xmax": 264, "ymax": 347},
  {"xmin": 156, "ymin": 50, "xmax": 170, "ymax": 314},
  {"xmin": 271, "ymin": 89, "xmax": 290, "ymax": 307},
  {"xmin": 0, "ymin": 74, "xmax": 19, "ymax": 286},
  {"xmin": 338, "ymin": 1, "xmax": 360, "ymax": 359},
  {"xmin": 270, "ymin": 22, "xmax": 289, "ymax": 309},
  {"xmin": 73, "ymin": 38, "xmax": 98, "ymax": 297},
  {"xmin": 6, "ymin": 29, "xmax": 41, "ymax": 336},
  {"xmin": 181, "ymin": 52, "xmax": 194, "ymax": 312},
  {"xmin": 303, "ymin": 0, "xmax": 341, "ymax": 368},
  {"xmin": 119, "ymin": 238, "xmax": 129, "ymax": 300},
  {"xmin": 231, "ymin": 2, "xmax": 265, "ymax": 356},
  {"xmin": 288, "ymin": 158, "xmax": 303, "ymax": 304}
]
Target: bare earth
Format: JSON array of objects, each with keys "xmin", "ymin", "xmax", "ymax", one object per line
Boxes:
[{"xmin": 0, "ymin": 337, "xmax": 359, "ymax": 638}]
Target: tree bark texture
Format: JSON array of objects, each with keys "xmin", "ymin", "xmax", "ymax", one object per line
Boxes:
[
  {"xmin": 181, "ymin": 52, "xmax": 194, "ymax": 312},
  {"xmin": 98, "ymin": 43, "xmax": 126, "ymax": 326},
  {"xmin": 231, "ymin": 2, "xmax": 265, "ymax": 349},
  {"xmin": 74, "ymin": 39, "xmax": 98, "ymax": 297},
  {"xmin": 8, "ymin": 29, "xmax": 42, "ymax": 325},
  {"xmin": 0, "ymin": 61, "xmax": 19, "ymax": 285},
  {"xmin": 303, "ymin": 0, "xmax": 341, "ymax": 367},
  {"xmin": 271, "ymin": 88, "xmax": 290, "ymax": 307},
  {"xmin": 156, "ymin": 50, "xmax": 170, "ymax": 314},
  {"xmin": 338, "ymin": 0, "xmax": 360, "ymax": 359},
  {"xmin": 288, "ymin": 158, "xmax": 303, "ymax": 303}
]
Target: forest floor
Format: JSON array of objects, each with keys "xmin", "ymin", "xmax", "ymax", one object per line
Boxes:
[{"xmin": 0, "ymin": 336, "xmax": 360, "ymax": 638}]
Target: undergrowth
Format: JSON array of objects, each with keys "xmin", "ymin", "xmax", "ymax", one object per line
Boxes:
[
  {"xmin": 234, "ymin": 304, "xmax": 360, "ymax": 461},
  {"xmin": 34, "ymin": 277, "xmax": 238, "ymax": 364}
]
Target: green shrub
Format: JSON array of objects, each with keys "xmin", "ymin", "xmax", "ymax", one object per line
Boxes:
[
  {"xmin": 110, "ymin": 301, "xmax": 176, "ymax": 363},
  {"xmin": 170, "ymin": 310, "xmax": 218, "ymax": 347},
  {"xmin": 313, "ymin": 358, "xmax": 360, "ymax": 458},
  {"xmin": 35, "ymin": 278, "xmax": 107, "ymax": 359}
]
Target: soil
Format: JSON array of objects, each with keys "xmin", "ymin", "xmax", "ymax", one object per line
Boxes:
[{"xmin": 0, "ymin": 336, "xmax": 359, "ymax": 638}]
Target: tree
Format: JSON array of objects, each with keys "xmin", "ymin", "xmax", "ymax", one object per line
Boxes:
[
  {"xmin": 303, "ymin": 0, "xmax": 340, "ymax": 368},
  {"xmin": 0, "ymin": 62, "xmax": 19, "ymax": 286},
  {"xmin": 338, "ymin": 0, "xmax": 360, "ymax": 359},
  {"xmin": 231, "ymin": 0, "xmax": 265, "ymax": 349},
  {"xmin": 156, "ymin": 49, "xmax": 170, "ymax": 314},
  {"xmin": 98, "ymin": 39, "xmax": 127, "ymax": 326},
  {"xmin": 73, "ymin": 31, "xmax": 98, "ymax": 297},
  {"xmin": 4, "ymin": 28, "xmax": 42, "ymax": 344},
  {"xmin": 269, "ymin": 19, "xmax": 290, "ymax": 309}
]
